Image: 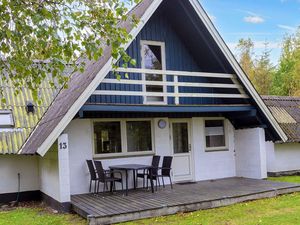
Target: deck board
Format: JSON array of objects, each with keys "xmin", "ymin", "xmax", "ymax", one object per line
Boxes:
[{"xmin": 71, "ymin": 178, "xmax": 300, "ymax": 224}]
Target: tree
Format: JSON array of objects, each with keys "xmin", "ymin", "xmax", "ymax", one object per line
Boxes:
[
  {"xmin": 236, "ymin": 38, "xmax": 273, "ymax": 95},
  {"xmin": 271, "ymin": 28, "xmax": 300, "ymax": 96},
  {"xmin": 253, "ymin": 43, "xmax": 274, "ymax": 95},
  {"xmin": 236, "ymin": 38, "xmax": 255, "ymax": 81},
  {"xmin": 0, "ymin": 0, "xmax": 140, "ymax": 101}
]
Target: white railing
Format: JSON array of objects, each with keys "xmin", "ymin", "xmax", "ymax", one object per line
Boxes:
[{"xmin": 93, "ymin": 68, "xmax": 249, "ymax": 105}]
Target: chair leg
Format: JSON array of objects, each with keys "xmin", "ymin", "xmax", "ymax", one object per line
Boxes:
[
  {"xmin": 103, "ymin": 182, "xmax": 106, "ymax": 193},
  {"xmin": 95, "ymin": 181, "xmax": 100, "ymax": 194},
  {"xmin": 89, "ymin": 180, "xmax": 92, "ymax": 193},
  {"xmin": 158, "ymin": 177, "xmax": 161, "ymax": 187},
  {"xmin": 95, "ymin": 181, "xmax": 97, "ymax": 194},
  {"xmin": 146, "ymin": 178, "xmax": 149, "ymax": 189},
  {"xmin": 169, "ymin": 176, "xmax": 173, "ymax": 189},
  {"xmin": 162, "ymin": 177, "xmax": 165, "ymax": 188}
]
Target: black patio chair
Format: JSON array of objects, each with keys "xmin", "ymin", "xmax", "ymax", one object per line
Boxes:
[
  {"xmin": 93, "ymin": 160, "xmax": 124, "ymax": 193},
  {"xmin": 136, "ymin": 155, "xmax": 160, "ymax": 189},
  {"xmin": 86, "ymin": 160, "xmax": 98, "ymax": 193},
  {"xmin": 157, "ymin": 156, "xmax": 173, "ymax": 189}
]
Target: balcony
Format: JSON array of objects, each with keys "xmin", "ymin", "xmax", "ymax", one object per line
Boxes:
[{"xmin": 93, "ymin": 68, "xmax": 249, "ymax": 106}]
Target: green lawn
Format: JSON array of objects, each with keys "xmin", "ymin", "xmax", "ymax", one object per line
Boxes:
[
  {"xmin": 120, "ymin": 176, "xmax": 300, "ymax": 225},
  {"xmin": 0, "ymin": 207, "xmax": 85, "ymax": 225},
  {"xmin": 268, "ymin": 175, "xmax": 300, "ymax": 184}
]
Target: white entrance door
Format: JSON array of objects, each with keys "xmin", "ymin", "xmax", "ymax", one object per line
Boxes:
[{"xmin": 170, "ymin": 120, "xmax": 193, "ymax": 182}]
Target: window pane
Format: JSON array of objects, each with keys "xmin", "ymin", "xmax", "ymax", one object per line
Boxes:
[
  {"xmin": 0, "ymin": 112, "xmax": 14, "ymax": 127},
  {"xmin": 143, "ymin": 43, "xmax": 164, "ymax": 103},
  {"xmin": 205, "ymin": 120, "xmax": 226, "ymax": 148},
  {"xmin": 127, "ymin": 121, "xmax": 152, "ymax": 152},
  {"xmin": 146, "ymin": 96, "xmax": 164, "ymax": 102},
  {"xmin": 206, "ymin": 135, "xmax": 225, "ymax": 148},
  {"xmin": 143, "ymin": 45, "xmax": 162, "ymax": 70},
  {"xmin": 94, "ymin": 122, "xmax": 121, "ymax": 154},
  {"xmin": 146, "ymin": 85, "xmax": 163, "ymax": 93},
  {"xmin": 146, "ymin": 74, "xmax": 163, "ymax": 81},
  {"xmin": 172, "ymin": 123, "xmax": 189, "ymax": 153}
]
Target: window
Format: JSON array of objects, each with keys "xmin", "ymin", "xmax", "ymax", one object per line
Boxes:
[
  {"xmin": 94, "ymin": 122, "xmax": 122, "ymax": 154},
  {"xmin": 93, "ymin": 120, "xmax": 153, "ymax": 157},
  {"xmin": 126, "ymin": 121, "xmax": 152, "ymax": 152},
  {"xmin": 141, "ymin": 41, "xmax": 166, "ymax": 104},
  {"xmin": 205, "ymin": 120, "xmax": 227, "ymax": 151},
  {"xmin": 0, "ymin": 110, "xmax": 14, "ymax": 127}
]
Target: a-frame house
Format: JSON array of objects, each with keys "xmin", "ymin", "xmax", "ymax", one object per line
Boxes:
[{"xmin": 0, "ymin": 0, "xmax": 290, "ymax": 221}]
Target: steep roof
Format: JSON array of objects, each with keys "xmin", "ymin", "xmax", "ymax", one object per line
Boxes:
[
  {"xmin": 262, "ymin": 96, "xmax": 300, "ymax": 143},
  {"xmin": 0, "ymin": 74, "xmax": 60, "ymax": 154},
  {"xmin": 19, "ymin": 0, "xmax": 287, "ymax": 156}
]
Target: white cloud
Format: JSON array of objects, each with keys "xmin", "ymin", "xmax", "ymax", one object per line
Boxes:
[
  {"xmin": 244, "ymin": 15, "xmax": 264, "ymax": 24},
  {"xmin": 277, "ymin": 24, "xmax": 297, "ymax": 31}
]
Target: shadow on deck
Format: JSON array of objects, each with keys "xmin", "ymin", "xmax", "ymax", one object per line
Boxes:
[{"xmin": 71, "ymin": 177, "xmax": 300, "ymax": 225}]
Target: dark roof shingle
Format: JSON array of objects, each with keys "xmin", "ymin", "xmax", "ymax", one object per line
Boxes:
[{"xmin": 262, "ymin": 96, "xmax": 300, "ymax": 143}]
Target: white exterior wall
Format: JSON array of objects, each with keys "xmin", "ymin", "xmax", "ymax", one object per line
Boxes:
[
  {"xmin": 66, "ymin": 117, "xmax": 237, "ymax": 195},
  {"xmin": 39, "ymin": 139, "xmax": 72, "ymax": 203},
  {"xmin": 0, "ymin": 155, "xmax": 39, "ymax": 194},
  {"xmin": 266, "ymin": 142, "xmax": 300, "ymax": 173},
  {"xmin": 192, "ymin": 118, "xmax": 236, "ymax": 181},
  {"xmin": 235, "ymin": 128, "xmax": 267, "ymax": 179},
  {"xmin": 38, "ymin": 143, "xmax": 60, "ymax": 202},
  {"xmin": 266, "ymin": 141, "xmax": 276, "ymax": 172}
]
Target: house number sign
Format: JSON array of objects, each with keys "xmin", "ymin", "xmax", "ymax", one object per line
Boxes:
[{"xmin": 58, "ymin": 134, "xmax": 68, "ymax": 151}]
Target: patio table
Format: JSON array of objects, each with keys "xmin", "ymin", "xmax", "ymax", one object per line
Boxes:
[{"xmin": 109, "ymin": 164, "xmax": 154, "ymax": 196}]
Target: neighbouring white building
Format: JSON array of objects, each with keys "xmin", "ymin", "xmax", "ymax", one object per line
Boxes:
[{"xmin": 263, "ymin": 96, "xmax": 300, "ymax": 176}]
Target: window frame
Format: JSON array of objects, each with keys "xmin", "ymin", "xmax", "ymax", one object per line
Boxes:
[
  {"xmin": 92, "ymin": 118, "xmax": 155, "ymax": 159},
  {"xmin": 204, "ymin": 118, "xmax": 229, "ymax": 152},
  {"xmin": 0, "ymin": 110, "xmax": 14, "ymax": 128},
  {"xmin": 140, "ymin": 40, "xmax": 167, "ymax": 105}
]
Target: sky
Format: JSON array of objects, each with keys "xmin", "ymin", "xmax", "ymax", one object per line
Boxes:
[{"xmin": 199, "ymin": 0, "xmax": 300, "ymax": 65}]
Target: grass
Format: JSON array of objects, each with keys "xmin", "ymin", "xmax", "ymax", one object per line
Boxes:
[
  {"xmin": 0, "ymin": 207, "xmax": 85, "ymax": 225},
  {"xmin": 120, "ymin": 176, "xmax": 300, "ymax": 225},
  {"xmin": 268, "ymin": 175, "xmax": 300, "ymax": 184}
]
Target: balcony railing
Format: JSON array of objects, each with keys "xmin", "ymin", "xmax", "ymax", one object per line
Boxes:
[{"xmin": 93, "ymin": 68, "xmax": 249, "ymax": 105}]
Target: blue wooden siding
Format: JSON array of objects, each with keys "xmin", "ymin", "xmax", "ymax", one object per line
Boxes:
[{"xmin": 86, "ymin": 8, "xmax": 246, "ymax": 106}]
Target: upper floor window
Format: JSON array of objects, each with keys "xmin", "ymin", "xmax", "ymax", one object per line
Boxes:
[
  {"xmin": 205, "ymin": 119, "xmax": 227, "ymax": 151},
  {"xmin": 0, "ymin": 110, "xmax": 14, "ymax": 127},
  {"xmin": 141, "ymin": 41, "xmax": 166, "ymax": 104}
]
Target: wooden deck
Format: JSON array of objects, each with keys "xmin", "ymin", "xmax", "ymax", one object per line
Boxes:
[{"xmin": 71, "ymin": 177, "xmax": 300, "ymax": 225}]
